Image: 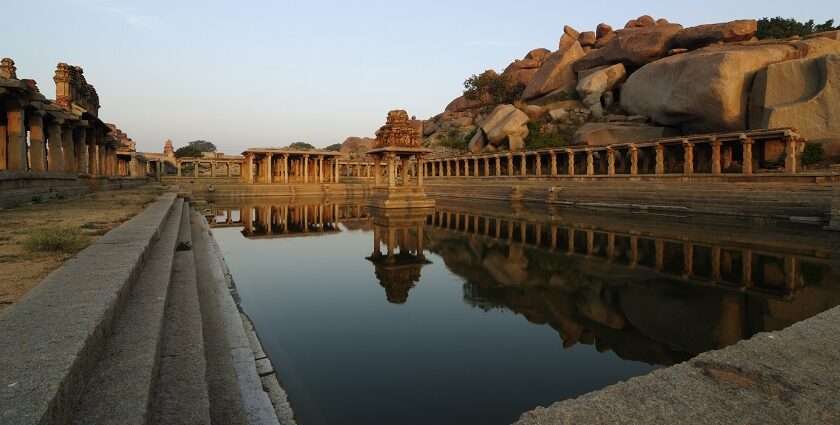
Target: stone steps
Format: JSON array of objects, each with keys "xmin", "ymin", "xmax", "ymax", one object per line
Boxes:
[{"xmin": 69, "ymin": 198, "xmax": 185, "ymax": 425}]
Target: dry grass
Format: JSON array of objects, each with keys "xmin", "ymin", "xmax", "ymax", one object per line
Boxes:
[{"xmin": 0, "ymin": 184, "xmax": 170, "ymax": 310}]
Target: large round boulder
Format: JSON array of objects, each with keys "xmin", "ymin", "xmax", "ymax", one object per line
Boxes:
[
  {"xmin": 522, "ymin": 42, "xmax": 585, "ymax": 100},
  {"xmin": 573, "ymin": 23, "xmax": 684, "ymax": 72},
  {"xmin": 674, "ymin": 20, "xmax": 757, "ymax": 50}
]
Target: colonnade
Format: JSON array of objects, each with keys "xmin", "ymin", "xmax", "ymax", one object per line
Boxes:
[
  {"xmin": 176, "ymin": 159, "xmax": 243, "ymax": 177},
  {"xmin": 423, "ymin": 129, "xmax": 802, "ymax": 179},
  {"xmin": 242, "ymin": 150, "xmax": 341, "ymax": 184}
]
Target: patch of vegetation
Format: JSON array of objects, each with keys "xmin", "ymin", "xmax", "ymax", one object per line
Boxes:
[
  {"xmin": 80, "ymin": 222, "xmax": 100, "ymax": 229},
  {"xmin": 463, "ymin": 128, "xmax": 478, "ymax": 144},
  {"xmin": 139, "ymin": 193, "xmax": 160, "ymax": 205},
  {"xmin": 324, "ymin": 143, "xmax": 342, "ymax": 151},
  {"xmin": 174, "ymin": 145, "xmax": 203, "ymax": 158},
  {"xmin": 188, "ymin": 140, "xmax": 217, "ymax": 153},
  {"xmin": 176, "ymin": 241, "xmax": 192, "ymax": 251},
  {"xmin": 464, "ymin": 71, "xmax": 526, "ymax": 107},
  {"xmin": 757, "ymin": 17, "xmax": 837, "ymax": 39},
  {"xmin": 287, "ymin": 141, "xmax": 315, "ymax": 150},
  {"xmin": 801, "ymin": 142, "xmax": 825, "ymax": 166},
  {"xmin": 438, "ymin": 128, "xmax": 468, "ymax": 150},
  {"xmin": 525, "ymin": 122, "xmax": 569, "ymax": 149},
  {"xmin": 31, "ymin": 195, "xmax": 44, "ymax": 204},
  {"xmin": 22, "ymin": 224, "xmax": 89, "ymax": 253}
]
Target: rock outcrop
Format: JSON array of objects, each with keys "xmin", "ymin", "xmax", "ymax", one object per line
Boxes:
[
  {"xmin": 620, "ymin": 37, "xmax": 840, "ymax": 134},
  {"xmin": 340, "ymin": 137, "xmax": 376, "ymax": 154},
  {"xmin": 674, "ymin": 19, "xmax": 757, "ymax": 50},
  {"xmin": 573, "ymin": 24, "xmax": 684, "ymax": 72},
  {"xmin": 572, "ymin": 122, "xmax": 680, "ymax": 146},
  {"xmin": 522, "ymin": 42, "xmax": 585, "ymax": 101},
  {"xmin": 576, "ymin": 64, "xmax": 627, "ymax": 118},
  {"xmin": 750, "ymin": 53, "xmax": 840, "ymax": 145},
  {"xmin": 472, "ymin": 105, "xmax": 530, "ymax": 152}
]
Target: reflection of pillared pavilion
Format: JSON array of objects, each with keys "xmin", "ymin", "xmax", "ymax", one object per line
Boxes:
[
  {"xmin": 366, "ymin": 110, "xmax": 435, "ymax": 209},
  {"xmin": 366, "ymin": 209, "xmax": 431, "ymax": 304}
]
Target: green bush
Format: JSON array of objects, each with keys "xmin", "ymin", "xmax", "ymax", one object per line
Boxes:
[
  {"xmin": 801, "ymin": 142, "xmax": 825, "ymax": 166},
  {"xmin": 324, "ymin": 143, "xmax": 342, "ymax": 152},
  {"xmin": 525, "ymin": 122, "xmax": 568, "ymax": 149},
  {"xmin": 757, "ymin": 17, "xmax": 837, "ymax": 39},
  {"xmin": 463, "ymin": 71, "xmax": 526, "ymax": 106},
  {"xmin": 23, "ymin": 224, "xmax": 89, "ymax": 253},
  {"xmin": 439, "ymin": 128, "xmax": 468, "ymax": 150},
  {"xmin": 287, "ymin": 142, "xmax": 315, "ymax": 150}
]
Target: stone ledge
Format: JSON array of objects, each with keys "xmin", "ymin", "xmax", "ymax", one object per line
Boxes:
[
  {"xmin": 515, "ymin": 304, "xmax": 840, "ymax": 424},
  {"xmin": 0, "ymin": 192, "xmax": 177, "ymax": 425}
]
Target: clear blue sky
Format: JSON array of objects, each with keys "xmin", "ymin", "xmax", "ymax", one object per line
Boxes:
[{"xmin": 5, "ymin": 0, "xmax": 838, "ymax": 153}]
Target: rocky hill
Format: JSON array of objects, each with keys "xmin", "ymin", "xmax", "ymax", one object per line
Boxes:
[{"xmin": 421, "ymin": 15, "xmax": 840, "ymax": 158}]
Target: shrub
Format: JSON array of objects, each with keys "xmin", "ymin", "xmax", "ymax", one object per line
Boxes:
[
  {"xmin": 801, "ymin": 142, "xmax": 825, "ymax": 166},
  {"xmin": 23, "ymin": 224, "xmax": 89, "ymax": 253},
  {"xmin": 287, "ymin": 142, "xmax": 315, "ymax": 150},
  {"xmin": 439, "ymin": 128, "xmax": 468, "ymax": 150},
  {"xmin": 463, "ymin": 128, "xmax": 478, "ymax": 144},
  {"xmin": 525, "ymin": 122, "xmax": 568, "ymax": 149},
  {"xmin": 324, "ymin": 143, "xmax": 342, "ymax": 152},
  {"xmin": 464, "ymin": 71, "xmax": 526, "ymax": 106},
  {"xmin": 757, "ymin": 17, "xmax": 837, "ymax": 39}
]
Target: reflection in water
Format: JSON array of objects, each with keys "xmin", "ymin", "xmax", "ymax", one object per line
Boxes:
[{"xmin": 206, "ymin": 197, "xmax": 840, "ymax": 425}]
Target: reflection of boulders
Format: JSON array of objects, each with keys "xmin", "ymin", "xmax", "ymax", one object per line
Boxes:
[{"xmin": 482, "ymin": 245, "xmax": 529, "ymax": 287}]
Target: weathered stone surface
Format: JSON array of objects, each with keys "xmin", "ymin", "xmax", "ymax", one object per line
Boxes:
[
  {"xmin": 508, "ymin": 135, "xmax": 526, "ymax": 151},
  {"xmin": 549, "ymin": 108, "xmax": 570, "ymax": 121},
  {"xmin": 525, "ymin": 48, "xmax": 552, "ymax": 62},
  {"xmin": 620, "ymin": 38, "xmax": 840, "ymax": 133},
  {"xmin": 579, "ymin": 31, "xmax": 597, "ymax": 47},
  {"xmin": 805, "ymin": 30, "xmax": 840, "ymax": 42},
  {"xmin": 486, "ymin": 107, "xmax": 530, "ymax": 145},
  {"xmin": 445, "ymin": 95, "xmax": 487, "ymax": 112},
  {"xmin": 596, "ymin": 23, "xmax": 613, "ymax": 39},
  {"xmin": 675, "ymin": 19, "xmax": 757, "ymax": 50},
  {"xmin": 576, "ymin": 64, "xmax": 627, "ymax": 118},
  {"xmin": 504, "ymin": 58, "xmax": 541, "ymax": 72},
  {"xmin": 468, "ymin": 129, "xmax": 488, "ymax": 154},
  {"xmin": 564, "ymin": 25, "xmax": 580, "ymax": 40},
  {"xmin": 595, "ymin": 32, "xmax": 615, "ymax": 49},
  {"xmin": 572, "ymin": 122, "xmax": 680, "ymax": 146},
  {"xmin": 573, "ymin": 24, "xmax": 684, "ymax": 72},
  {"xmin": 523, "ymin": 42, "xmax": 585, "ymax": 100},
  {"xmin": 340, "ymin": 136, "xmax": 376, "ymax": 154},
  {"xmin": 625, "ymin": 15, "xmax": 657, "ymax": 29},
  {"xmin": 525, "ymin": 88, "xmax": 582, "ymax": 109},
  {"xmin": 749, "ymin": 53, "xmax": 840, "ymax": 144}
]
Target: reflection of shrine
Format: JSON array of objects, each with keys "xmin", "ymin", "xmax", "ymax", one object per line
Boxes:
[
  {"xmin": 206, "ymin": 201, "xmax": 370, "ymax": 238},
  {"xmin": 366, "ymin": 210, "xmax": 431, "ymax": 304},
  {"xmin": 425, "ymin": 201, "xmax": 840, "ymax": 365}
]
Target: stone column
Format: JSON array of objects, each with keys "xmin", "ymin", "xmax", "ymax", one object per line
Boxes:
[
  {"xmin": 655, "ymin": 144, "xmax": 665, "ymax": 174},
  {"xmin": 417, "ymin": 157, "xmax": 424, "ymax": 186},
  {"xmin": 401, "ymin": 157, "xmax": 409, "ymax": 185},
  {"xmin": 482, "ymin": 157, "xmax": 489, "ymax": 177},
  {"xmin": 87, "ymin": 129, "xmax": 97, "ymax": 175},
  {"xmin": 710, "ymin": 139, "xmax": 722, "ymax": 175},
  {"xmin": 445, "ymin": 159, "xmax": 450, "ymax": 177},
  {"xmin": 372, "ymin": 157, "xmax": 381, "ymax": 185},
  {"xmin": 567, "ymin": 150, "xmax": 575, "ymax": 176},
  {"xmin": 194, "ymin": 160, "xmax": 199, "ymax": 177},
  {"xmin": 520, "ymin": 154, "xmax": 527, "ymax": 176},
  {"xmin": 506, "ymin": 153, "xmax": 513, "ymax": 175},
  {"xmin": 494, "ymin": 156, "xmax": 501, "ymax": 176},
  {"xmin": 550, "ymin": 152, "xmax": 557, "ymax": 176},
  {"xmin": 303, "ymin": 155, "xmax": 310, "ymax": 183},
  {"xmin": 630, "ymin": 145, "xmax": 639, "ymax": 175},
  {"xmin": 62, "ymin": 125, "xmax": 75, "ymax": 173},
  {"xmin": 265, "ymin": 154, "xmax": 273, "ymax": 182},
  {"xmin": 387, "ymin": 154, "xmax": 396, "ymax": 187},
  {"xmin": 318, "ymin": 156, "xmax": 324, "ymax": 183},
  {"xmin": 6, "ymin": 106, "xmax": 27, "ymax": 171},
  {"xmin": 784, "ymin": 137, "xmax": 798, "ymax": 173},
  {"xmin": 282, "ymin": 154, "xmax": 289, "ymax": 183},
  {"xmin": 607, "ymin": 148, "xmax": 616, "ymax": 176},
  {"xmin": 741, "ymin": 136, "xmax": 754, "ymax": 175},
  {"xmin": 683, "ymin": 140, "xmax": 694, "ymax": 174},
  {"xmin": 333, "ymin": 159, "xmax": 339, "ymax": 183},
  {"xmin": 246, "ymin": 154, "xmax": 254, "ymax": 182},
  {"xmin": 74, "ymin": 126, "xmax": 87, "ymax": 173},
  {"xmin": 47, "ymin": 121, "xmax": 64, "ymax": 173},
  {"xmin": 464, "ymin": 157, "xmax": 470, "ymax": 176},
  {"xmin": 28, "ymin": 114, "xmax": 46, "ymax": 173},
  {"xmin": 536, "ymin": 154, "xmax": 542, "ymax": 176},
  {"xmin": 177, "ymin": 160, "xmax": 182, "ymax": 177},
  {"xmin": 586, "ymin": 150, "xmax": 594, "ymax": 176}
]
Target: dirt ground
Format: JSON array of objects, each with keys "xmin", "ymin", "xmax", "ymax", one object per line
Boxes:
[{"xmin": 0, "ymin": 184, "xmax": 170, "ymax": 310}]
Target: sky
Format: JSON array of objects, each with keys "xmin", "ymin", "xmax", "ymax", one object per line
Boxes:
[{"xmin": 4, "ymin": 0, "xmax": 838, "ymax": 153}]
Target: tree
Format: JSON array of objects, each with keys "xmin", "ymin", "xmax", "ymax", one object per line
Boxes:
[
  {"xmin": 287, "ymin": 142, "xmax": 315, "ymax": 150},
  {"xmin": 757, "ymin": 17, "xmax": 837, "ymax": 39},
  {"xmin": 174, "ymin": 145, "xmax": 203, "ymax": 158},
  {"xmin": 463, "ymin": 70, "xmax": 526, "ymax": 106},
  {"xmin": 188, "ymin": 140, "xmax": 217, "ymax": 152},
  {"xmin": 324, "ymin": 143, "xmax": 342, "ymax": 151}
]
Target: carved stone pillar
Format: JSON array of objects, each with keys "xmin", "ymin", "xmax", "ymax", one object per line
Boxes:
[
  {"xmin": 630, "ymin": 145, "xmax": 638, "ymax": 175},
  {"xmin": 711, "ymin": 139, "xmax": 722, "ymax": 175},
  {"xmin": 607, "ymin": 148, "xmax": 616, "ymax": 176},
  {"xmin": 47, "ymin": 121, "xmax": 64, "ymax": 173},
  {"xmin": 417, "ymin": 157, "xmax": 424, "ymax": 186},
  {"xmin": 28, "ymin": 114, "xmax": 46, "ymax": 173},
  {"xmin": 387, "ymin": 153, "xmax": 396, "ymax": 187},
  {"xmin": 303, "ymin": 154, "xmax": 310, "ymax": 183},
  {"xmin": 586, "ymin": 150, "xmax": 594, "ymax": 176},
  {"xmin": 6, "ymin": 106, "xmax": 27, "ymax": 171},
  {"xmin": 401, "ymin": 157, "xmax": 409, "ymax": 185},
  {"xmin": 535, "ymin": 154, "xmax": 542, "ymax": 176},
  {"xmin": 520, "ymin": 153, "xmax": 527, "ymax": 176},
  {"xmin": 507, "ymin": 153, "xmax": 513, "ymax": 175},
  {"xmin": 683, "ymin": 140, "xmax": 694, "ymax": 174},
  {"xmin": 741, "ymin": 136, "xmax": 754, "ymax": 175},
  {"xmin": 445, "ymin": 159, "xmax": 450, "ymax": 177},
  {"xmin": 494, "ymin": 156, "xmax": 501, "ymax": 176},
  {"xmin": 464, "ymin": 157, "xmax": 470, "ymax": 176},
  {"xmin": 87, "ymin": 129, "xmax": 97, "ymax": 175},
  {"xmin": 474, "ymin": 158, "xmax": 480, "ymax": 177},
  {"xmin": 550, "ymin": 152, "xmax": 557, "ymax": 176},
  {"xmin": 74, "ymin": 126, "xmax": 87, "ymax": 173},
  {"xmin": 655, "ymin": 144, "xmax": 665, "ymax": 174},
  {"xmin": 567, "ymin": 150, "xmax": 575, "ymax": 176},
  {"xmin": 62, "ymin": 125, "xmax": 75, "ymax": 173},
  {"xmin": 484, "ymin": 157, "xmax": 490, "ymax": 177}
]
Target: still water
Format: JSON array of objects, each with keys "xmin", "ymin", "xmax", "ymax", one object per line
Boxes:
[{"xmin": 208, "ymin": 197, "xmax": 840, "ymax": 425}]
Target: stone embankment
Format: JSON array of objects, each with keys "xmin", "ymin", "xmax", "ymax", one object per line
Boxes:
[{"xmin": 0, "ymin": 191, "xmax": 294, "ymax": 424}]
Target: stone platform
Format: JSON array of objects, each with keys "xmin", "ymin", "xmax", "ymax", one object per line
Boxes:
[{"xmin": 366, "ymin": 185, "xmax": 435, "ymax": 210}]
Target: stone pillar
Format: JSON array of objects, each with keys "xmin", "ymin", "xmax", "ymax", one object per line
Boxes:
[
  {"xmin": 567, "ymin": 150, "xmax": 575, "ymax": 176},
  {"xmin": 74, "ymin": 126, "xmax": 87, "ymax": 173},
  {"xmin": 87, "ymin": 129, "xmax": 97, "ymax": 175},
  {"xmin": 62, "ymin": 125, "xmax": 75, "ymax": 173},
  {"xmin": 607, "ymin": 148, "xmax": 616, "ymax": 176},
  {"xmin": 741, "ymin": 136, "xmax": 754, "ymax": 175},
  {"xmin": 484, "ymin": 157, "xmax": 490, "ymax": 177},
  {"xmin": 246, "ymin": 154, "xmax": 254, "ymax": 182},
  {"xmin": 177, "ymin": 160, "xmax": 182, "ymax": 177},
  {"xmin": 194, "ymin": 160, "xmax": 199, "ymax": 177},
  {"xmin": 494, "ymin": 156, "xmax": 501, "ymax": 176},
  {"xmin": 550, "ymin": 152, "xmax": 557, "ymax": 176},
  {"xmin": 318, "ymin": 156, "xmax": 324, "ymax": 183},
  {"xmin": 282, "ymin": 154, "xmax": 289, "ymax": 183},
  {"xmin": 6, "ymin": 106, "xmax": 27, "ymax": 171},
  {"xmin": 303, "ymin": 155, "xmax": 310, "ymax": 183},
  {"xmin": 47, "ymin": 121, "xmax": 64, "ymax": 173},
  {"xmin": 683, "ymin": 140, "xmax": 694, "ymax": 174},
  {"xmin": 711, "ymin": 139, "xmax": 722, "ymax": 175},
  {"xmin": 520, "ymin": 154, "xmax": 527, "ymax": 176},
  {"xmin": 464, "ymin": 157, "xmax": 470, "ymax": 176},
  {"xmin": 630, "ymin": 145, "xmax": 638, "ymax": 175},
  {"xmin": 655, "ymin": 144, "xmax": 665, "ymax": 174},
  {"xmin": 387, "ymin": 154, "xmax": 396, "ymax": 187},
  {"xmin": 784, "ymin": 137, "xmax": 798, "ymax": 173},
  {"xmin": 265, "ymin": 154, "xmax": 273, "ymax": 182},
  {"xmin": 507, "ymin": 153, "xmax": 514, "ymax": 175},
  {"xmin": 474, "ymin": 158, "xmax": 480, "ymax": 177},
  {"xmin": 401, "ymin": 157, "xmax": 409, "ymax": 185},
  {"xmin": 586, "ymin": 150, "xmax": 594, "ymax": 176},
  {"xmin": 417, "ymin": 157, "xmax": 424, "ymax": 186},
  {"xmin": 373, "ymin": 157, "xmax": 381, "ymax": 185},
  {"xmin": 535, "ymin": 154, "xmax": 542, "ymax": 176},
  {"xmin": 333, "ymin": 159, "xmax": 339, "ymax": 183},
  {"xmin": 28, "ymin": 114, "xmax": 46, "ymax": 173},
  {"xmin": 445, "ymin": 159, "xmax": 450, "ymax": 177}
]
